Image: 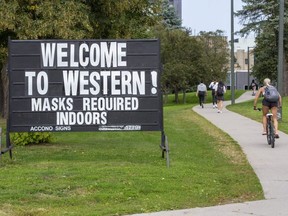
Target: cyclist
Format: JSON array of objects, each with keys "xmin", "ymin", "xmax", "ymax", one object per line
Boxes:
[{"xmin": 253, "ymin": 78, "xmax": 282, "ymax": 138}]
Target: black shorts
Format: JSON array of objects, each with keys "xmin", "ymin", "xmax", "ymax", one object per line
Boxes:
[
  {"xmin": 262, "ymin": 99, "xmax": 278, "ymax": 108},
  {"xmin": 216, "ymin": 95, "xmax": 224, "ymax": 101}
]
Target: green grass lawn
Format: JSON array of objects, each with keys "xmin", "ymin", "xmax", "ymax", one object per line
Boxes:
[{"xmin": 0, "ymin": 91, "xmax": 263, "ymax": 216}]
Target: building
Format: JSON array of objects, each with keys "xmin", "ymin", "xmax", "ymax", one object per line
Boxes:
[
  {"xmin": 169, "ymin": 0, "xmax": 182, "ymax": 20},
  {"xmin": 226, "ymin": 38, "xmax": 257, "ymax": 90},
  {"xmin": 234, "ymin": 38, "xmax": 255, "ymax": 70}
]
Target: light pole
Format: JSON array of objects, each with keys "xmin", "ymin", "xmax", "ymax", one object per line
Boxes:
[
  {"xmin": 277, "ymin": 0, "xmax": 284, "ymax": 121},
  {"xmin": 230, "ymin": 0, "xmax": 235, "ymax": 104},
  {"xmin": 277, "ymin": 0, "xmax": 284, "ymax": 95},
  {"xmin": 247, "ymin": 46, "xmax": 254, "ymax": 89}
]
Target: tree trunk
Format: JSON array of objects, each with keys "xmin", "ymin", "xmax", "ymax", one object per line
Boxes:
[
  {"xmin": 174, "ymin": 88, "xmax": 179, "ymax": 104},
  {"xmin": 1, "ymin": 61, "xmax": 8, "ymax": 119},
  {"xmin": 182, "ymin": 90, "xmax": 186, "ymax": 104}
]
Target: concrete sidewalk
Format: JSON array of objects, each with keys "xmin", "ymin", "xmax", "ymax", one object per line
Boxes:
[{"xmin": 128, "ymin": 91, "xmax": 288, "ymax": 216}]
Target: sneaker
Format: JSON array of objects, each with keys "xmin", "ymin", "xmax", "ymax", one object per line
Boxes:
[
  {"xmin": 275, "ymin": 134, "xmax": 280, "ymax": 139},
  {"xmin": 202, "ymin": 104, "xmax": 204, "ymax": 108},
  {"xmin": 217, "ymin": 110, "xmax": 220, "ymax": 113}
]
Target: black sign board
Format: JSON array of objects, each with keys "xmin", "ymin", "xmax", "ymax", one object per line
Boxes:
[{"xmin": 8, "ymin": 39, "xmax": 162, "ymax": 132}]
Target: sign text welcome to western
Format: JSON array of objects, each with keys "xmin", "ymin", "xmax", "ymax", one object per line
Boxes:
[{"xmin": 8, "ymin": 39, "xmax": 162, "ymax": 132}]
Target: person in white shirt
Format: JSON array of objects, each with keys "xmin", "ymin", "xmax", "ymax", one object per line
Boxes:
[
  {"xmin": 196, "ymin": 81, "xmax": 207, "ymax": 108},
  {"xmin": 209, "ymin": 80, "xmax": 218, "ymax": 108}
]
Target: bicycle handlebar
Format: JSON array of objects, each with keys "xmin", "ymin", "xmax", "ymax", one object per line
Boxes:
[{"xmin": 254, "ymin": 107, "xmax": 262, "ymax": 111}]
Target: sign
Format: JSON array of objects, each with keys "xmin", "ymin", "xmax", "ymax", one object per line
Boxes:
[{"xmin": 8, "ymin": 39, "xmax": 162, "ymax": 132}]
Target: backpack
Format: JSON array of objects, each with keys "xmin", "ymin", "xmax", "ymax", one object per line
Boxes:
[
  {"xmin": 264, "ymin": 86, "xmax": 279, "ymax": 102},
  {"xmin": 216, "ymin": 85, "xmax": 224, "ymax": 96}
]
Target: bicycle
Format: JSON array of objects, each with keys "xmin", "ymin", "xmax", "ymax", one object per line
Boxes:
[{"xmin": 256, "ymin": 108, "xmax": 275, "ymax": 148}]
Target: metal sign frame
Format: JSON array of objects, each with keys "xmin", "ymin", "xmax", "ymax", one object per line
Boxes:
[{"xmin": 5, "ymin": 39, "xmax": 168, "ymax": 163}]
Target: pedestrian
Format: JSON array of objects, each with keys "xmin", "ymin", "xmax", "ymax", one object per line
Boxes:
[
  {"xmin": 215, "ymin": 81, "xmax": 226, "ymax": 113},
  {"xmin": 250, "ymin": 79, "xmax": 257, "ymax": 96},
  {"xmin": 196, "ymin": 81, "xmax": 207, "ymax": 108},
  {"xmin": 253, "ymin": 78, "xmax": 282, "ymax": 138},
  {"xmin": 209, "ymin": 80, "xmax": 218, "ymax": 108}
]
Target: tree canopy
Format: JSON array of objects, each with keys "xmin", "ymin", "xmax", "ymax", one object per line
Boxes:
[
  {"xmin": 160, "ymin": 0, "xmax": 182, "ymax": 29},
  {"xmin": 236, "ymin": 0, "xmax": 288, "ymax": 94},
  {"xmin": 0, "ymin": 0, "xmax": 230, "ymax": 107},
  {"xmin": 86, "ymin": 0, "xmax": 162, "ymax": 39},
  {"xmin": 155, "ymin": 27, "xmax": 229, "ymax": 103}
]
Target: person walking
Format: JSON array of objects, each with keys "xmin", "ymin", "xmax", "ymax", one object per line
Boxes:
[
  {"xmin": 253, "ymin": 78, "xmax": 282, "ymax": 138},
  {"xmin": 209, "ymin": 80, "xmax": 218, "ymax": 108},
  {"xmin": 215, "ymin": 81, "xmax": 226, "ymax": 113},
  {"xmin": 250, "ymin": 79, "xmax": 257, "ymax": 96},
  {"xmin": 196, "ymin": 81, "xmax": 207, "ymax": 108}
]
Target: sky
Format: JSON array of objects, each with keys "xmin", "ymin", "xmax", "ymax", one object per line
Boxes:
[{"xmin": 181, "ymin": 0, "xmax": 247, "ymax": 39}]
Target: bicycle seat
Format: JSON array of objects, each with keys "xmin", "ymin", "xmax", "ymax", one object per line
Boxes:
[{"xmin": 266, "ymin": 113, "xmax": 273, "ymax": 117}]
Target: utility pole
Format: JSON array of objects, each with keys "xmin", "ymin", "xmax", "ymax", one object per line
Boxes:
[
  {"xmin": 230, "ymin": 0, "xmax": 235, "ymax": 104},
  {"xmin": 277, "ymin": 0, "xmax": 284, "ymax": 95}
]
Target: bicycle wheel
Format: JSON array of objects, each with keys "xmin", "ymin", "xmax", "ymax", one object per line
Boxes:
[
  {"xmin": 266, "ymin": 123, "xmax": 271, "ymax": 145},
  {"xmin": 270, "ymin": 122, "xmax": 275, "ymax": 148}
]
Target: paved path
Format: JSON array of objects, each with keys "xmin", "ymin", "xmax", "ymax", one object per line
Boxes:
[{"xmin": 128, "ymin": 91, "xmax": 288, "ymax": 216}]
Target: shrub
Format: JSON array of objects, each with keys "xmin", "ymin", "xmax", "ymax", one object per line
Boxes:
[{"xmin": 11, "ymin": 132, "xmax": 53, "ymax": 146}]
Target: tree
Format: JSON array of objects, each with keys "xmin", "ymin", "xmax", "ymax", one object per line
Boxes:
[
  {"xmin": 153, "ymin": 25, "xmax": 230, "ymax": 104},
  {"xmin": 252, "ymin": 28, "xmax": 278, "ymax": 82},
  {"xmin": 86, "ymin": 0, "xmax": 182, "ymax": 39},
  {"xmin": 156, "ymin": 27, "xmax": 204, "ymax": 103},
  {"xmin": 236, "ymin": 0, "xmax": 280, "ymax": 35},
  {"xmin": 0, "ymin": 0, "xmax": 92, "ymax": 40},
  {"xmin": 236, "ymin": 0, "xmax": 288, "ymax": 94},
  {"xmin": 160, "ymin": 0, "xmax": 182, "ymax": 29},
  {"xmin": 0, "ymin": 0, "xmax": 93, "ymax": 116},
  {"xmin": 86, "ymin": 0, "xmax": 162, "ymax": 39},
  {"xmin": 197, "ymin": 30, "xmax": 230, "ymax": 83},
  {"xmin": 0, "ymin": 0, "xmax": 166, "ymax": 116}
]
